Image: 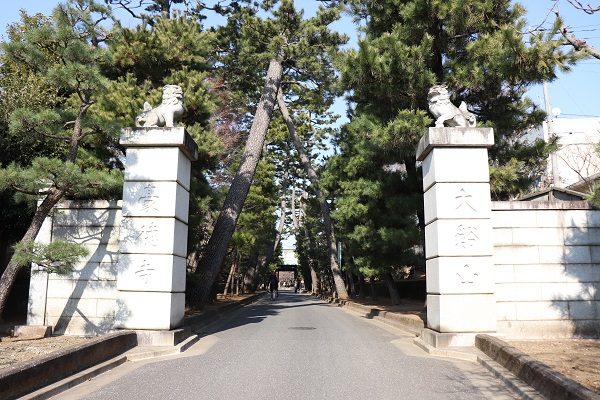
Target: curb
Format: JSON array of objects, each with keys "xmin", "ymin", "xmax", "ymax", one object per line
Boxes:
[
  {"xmin": 184, "ymin": 292, "xmax": 265, "ymax": 332},
  {"xmin": 21, "ymin": 355, "xmax": 128, "ymax": 400},
  {"xmin": 319, "ymin": 295, "xmax": 425, "ymax": 335},
  {"xmin": 0, "ymin": 331, "xmax": 137, "ymax": 400},
  {"xmin": 412, "ymin": 336, "xmax": 478, "ymax": 362},
  {"xmin": 476, "ymin": 334, "xmax": 600, "ymax": 400},
  {"xmin": 125, "ymin": 334, "xmax": 201, "ymax": 361},
  {"xmin": 477, "ymin": 354, "xmax": 546, "ymax": 400}
]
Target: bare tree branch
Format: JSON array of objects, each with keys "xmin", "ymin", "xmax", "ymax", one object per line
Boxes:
[
  {"xmin": 556, "ymin": 11, "xmax": 600, "ymax": 59},
  {"xmin": 566, "ymin": 0, "xmax": 600, "ymax": 14}
]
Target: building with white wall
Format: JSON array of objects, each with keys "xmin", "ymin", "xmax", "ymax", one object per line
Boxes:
[{"xmin": 525, "ymin": 117, "xmax": 600, "ymax": 191}]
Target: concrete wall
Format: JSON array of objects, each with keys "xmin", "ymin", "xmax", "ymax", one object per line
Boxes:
[
  {"xmin": 28, "ymin": 201, "xmax": 121, "ymax": 335},
  {"xmin": 492, "ymin": 201, "xmax": 600, "ymax": 338}
]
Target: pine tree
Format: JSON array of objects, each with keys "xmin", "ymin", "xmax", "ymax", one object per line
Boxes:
[
  {"xmin": 98, "ymin": 13, "xmax": 230, "ymax": 279},
  {"xmin": 330, "ymin": 0, "xmax": 580, "ymax": 302},
  {"xmin": 277, "ymin": 92, "xmax": 348, "ymax": 299},
  {"xmin": 0, "ymin": 0, "xmax": 122, "ymax": 319},
  {"xmin": 191, "ymin": 0, "xmax": 347, "ymax": 305}
]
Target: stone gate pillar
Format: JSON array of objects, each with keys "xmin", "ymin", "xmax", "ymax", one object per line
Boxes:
[
  {"xmin": 116, "ymin": 127, "xmax": 198, "ymax": 331},
  {"xmin": 416, "ymin": 127, "xmax": 496, "ymax": 347}
]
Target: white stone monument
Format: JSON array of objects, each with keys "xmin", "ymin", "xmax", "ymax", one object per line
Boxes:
[
  {"xmin": 417, "ymin": 87, "xmax": 496, "ymax": 347},
  {"xmin": 116, "ymin": 86, "xmax": 198, "ymax": 332}
]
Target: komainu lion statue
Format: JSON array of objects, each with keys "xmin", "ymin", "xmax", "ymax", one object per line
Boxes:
[
  {"xmin": 135, "ymin": 85, "xmax": 184, "ymax": 128},
  {"xmin": 427, "ymin": 85, "xmax": 476, "ymax": 128}
]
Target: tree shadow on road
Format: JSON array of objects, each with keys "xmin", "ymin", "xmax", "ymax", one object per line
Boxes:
[{"xmin": 193, "ymin": 292, "xmax": 328, "ymax": 336}]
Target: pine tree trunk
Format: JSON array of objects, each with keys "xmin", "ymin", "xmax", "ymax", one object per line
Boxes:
[
  {"xmin": 0, "ymin": 187, "xmax": 64, "ymax": 319},
  {"xmin": 383, "ymin": 272, "xmax": 401, "ymax": 305},
  {"xmin": 347, "ymin": 271, "xmax": 355, "ymax": 297},
  {"xmin": 277, "ymin": 90, "xmax": 348, "ymax": 300},
  {"xmin": 244, "ymin": 254, "xmax": 259, "ymax": 293},
  {"xmin": 0, "ymin": 108, "xmax": 85, "ymax": 319},
  {"xmin": 358, "ymin": 274, "xmax": 366, "ymax": 300},
  {"xmin": 369, "ymin": 277, "xmax": 377, "ymax": 300},
  {"xmin": 310, "ymin": 262, "xmax": 319, "ymax": 295},
  {"xmin": 297, "ymin": 191, "xmax": 320, "ymax": 296},
  {"xmin": 223, "ymin": 251, "xmax": 237, "ymax": 296},
  {"xmin": 291, "ymin": 186, "xmax": 298, "ymax": 230},
  {"xmin": 256, "ymin": 186, "xmax": 287, "ymax": 279},
  {"xmin": 190, "ymin": 58, "xmax": 283, "ymax": 306},
  {"xmin": 235, "ymin": 270, "xmax": 240, "ymax": 296}
]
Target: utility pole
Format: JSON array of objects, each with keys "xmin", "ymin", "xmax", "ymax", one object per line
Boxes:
[{"xmin": 543, "ymin": 82, "xmax": 561, "ymax": 188}]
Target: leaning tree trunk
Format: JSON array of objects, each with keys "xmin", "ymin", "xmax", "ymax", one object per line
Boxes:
[
  {"xmin": 223, "ymin": 250, "xmax": 238, "ymax": 296},
  {"xmin": 0, "ymin": 109, "xmax": 87, "ymax": 319},
  {"xmin": 190, "ymin": 59, "xmax": 283, "ymax": 306},
  {"xmin": 296, "ymin": 189, "xmax": 320, "ymax": 295},
  {"xmin": 0, "ymin": 187, "xmax": 64, "ymax": 319},
  {"xmin": 243, "ymin": 254, "xmax": 259, "ymax": 293},
  {"xmin": 256, "ymin": 179, "xmax": 288, "ymax": 282},
  {"xmin": 382, "ymin": 272, "xmax": 401, "ymax": 305},
  {"xmin": 277, "ymin": 90, "xmax": 348, "ymax": 300}
]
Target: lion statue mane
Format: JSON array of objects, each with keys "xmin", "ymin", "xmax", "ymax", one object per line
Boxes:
[{"xmin": 135, "ymin": 85, "xmax": 184, "ymax": 128}]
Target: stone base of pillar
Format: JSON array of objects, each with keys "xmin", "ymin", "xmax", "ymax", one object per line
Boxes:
[
  {"xmin": 419, "ymin": 328, "xmax": 478, "ymax": 348},
  {"xmin": 418, "ymin": 328, "xmax": 505, "ymax": 348},
  {"xmin": 134, "ymin": 327, "xmax": 191, "ymax": 347}
]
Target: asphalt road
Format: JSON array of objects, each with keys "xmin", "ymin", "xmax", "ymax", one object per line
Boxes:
[{"xmin": 57, "ymin": 291, "xmax": 520, "ymax": 400}]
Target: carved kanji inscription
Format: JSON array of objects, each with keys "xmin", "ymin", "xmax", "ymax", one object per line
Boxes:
[
  {"xmin": 456, "ymin": 264, "xmax": 478, "ymax": 284},
  {"xmin": 455, "ymin": 187, "xmax": 476, "ymax": 212},
  {"xmin": 455, "ymin": 224, "xmax": 479, "ymax": 248},
  {"xmin": 134, "ymin": 258, "xmax": 155, "ymax": 284},
  {"xmin": 138, "ymin": 183, "xmax": 159, "ymax": 212}
]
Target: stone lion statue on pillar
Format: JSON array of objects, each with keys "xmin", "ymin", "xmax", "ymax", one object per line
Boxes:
[
  {"xmin": 135, "ymin": 85, "xmax": 184, "ymax": 128},
  {"xmin": 427, "ymin": 85, "xmax": 476, "ymax": 128}
]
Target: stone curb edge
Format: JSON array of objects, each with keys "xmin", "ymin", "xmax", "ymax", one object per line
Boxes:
[
  {"xmin": 477, "ymin": 354, "xmax": 546, "ymax": 400},
  {"xmin": 1, "ymin": 292, "xmax": 265, "ymax": 400},
  {"xmin": 0, "ymin": 331, "xmax": 137, "ymax": 400},
  {"xmin": 318, "ymin": 295, "xmax": 425, "ymax": 335},
  {"xmin": 184, "ymin": 292, "xmax": 265, "ymax": 331},
  {"xmin": 22, "ymin": 355, "xmax": 128, "ymax": 400},
  {"xmin": 476, "ymin": 334, "xmax": 600, "ymax": 400}
]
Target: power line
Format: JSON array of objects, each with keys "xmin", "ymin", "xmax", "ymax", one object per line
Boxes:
[
  {"xmin": 568, "ymin": 23, "xmax": 600, "ymax": 28},
  {"xmin": 561, "ymin": 113, "xmax": 600, "ymax": 117}
]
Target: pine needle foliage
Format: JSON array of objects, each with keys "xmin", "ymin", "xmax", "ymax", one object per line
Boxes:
[{"xmin": 328, "ymin": 0, "xmax": 581, "ymax": 298}]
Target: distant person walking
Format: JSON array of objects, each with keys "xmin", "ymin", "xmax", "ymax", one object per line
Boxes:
[{"xmin": 269, "ymin": 273, "xmax": 279, "ymax": 300}]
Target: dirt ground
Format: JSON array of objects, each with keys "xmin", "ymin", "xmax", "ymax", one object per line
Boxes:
[
  {"xmin": 508, "ymin": 339, "xmax": 600, "ymax": 394},
  {"xmin": 0, "ymin": 335, "xmax": 93, "ymax": 369}
]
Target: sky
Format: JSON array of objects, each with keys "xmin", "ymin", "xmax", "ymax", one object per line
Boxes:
[{"xmin": 0, "ymin": 1, "xmax": 598, "ymax": 120}]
